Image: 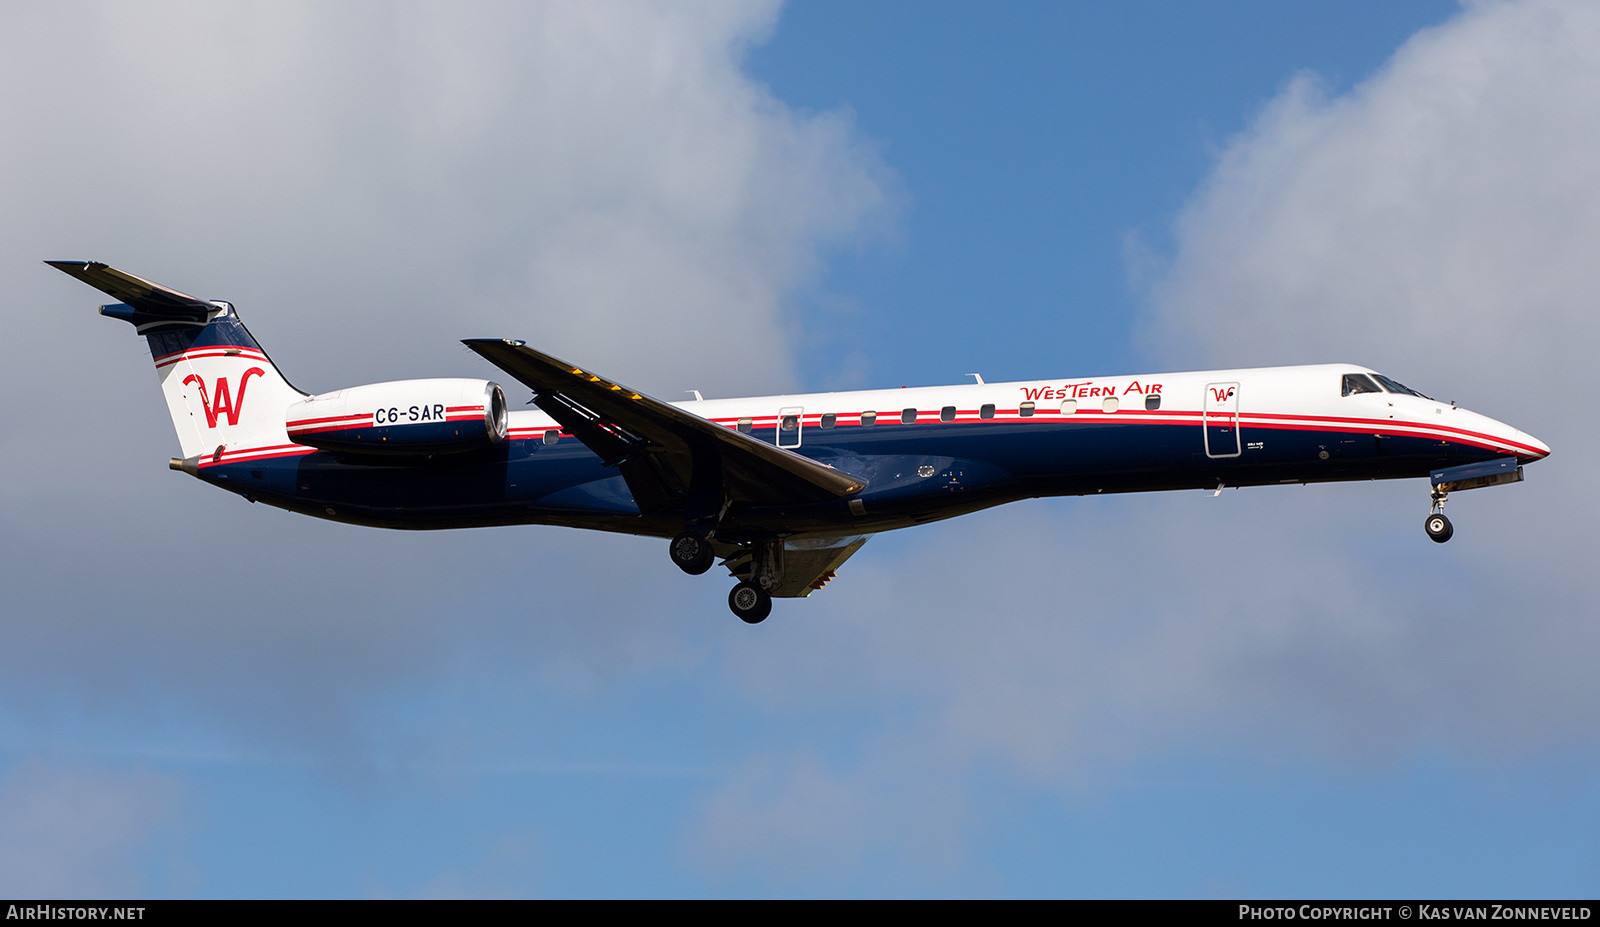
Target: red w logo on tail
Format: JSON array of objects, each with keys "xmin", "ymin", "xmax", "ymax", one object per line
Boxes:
[{"xmin": 184, "ymin": 368, "xmax": 265, "ymax": 428}]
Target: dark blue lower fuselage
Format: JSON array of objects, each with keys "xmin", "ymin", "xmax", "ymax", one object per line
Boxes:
[{"xmin": 198, "ymin": 417, "xmax": 1494, "ymax": 540}]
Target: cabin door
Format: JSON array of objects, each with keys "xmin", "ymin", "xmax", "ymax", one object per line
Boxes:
[
  {"xmin": 1203, "ymin": 382, "xmax": 1241, "ymax": 458},
  {"xmin": 777, "ymin": 406, "xmax": 804, "ymax": 448}
]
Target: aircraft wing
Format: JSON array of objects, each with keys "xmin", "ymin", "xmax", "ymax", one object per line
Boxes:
[{"xmin": 463, "ymin": 339, "xmax": 866, "ymax": 513}]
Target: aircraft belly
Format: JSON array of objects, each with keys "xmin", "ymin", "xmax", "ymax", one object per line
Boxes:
[{"xmin": 206, "ymin": 438, "xmax": 626, "ymax": 526}]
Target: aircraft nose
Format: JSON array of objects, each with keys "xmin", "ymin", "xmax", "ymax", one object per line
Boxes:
[{"xmin": 1459, "ymin": 406, "xmax": 1549, "ymax": 463}]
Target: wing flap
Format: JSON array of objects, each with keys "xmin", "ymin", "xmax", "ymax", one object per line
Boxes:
[{"xmin": 767, "ymin": 536, "xmax": 871, "ymax": 598}]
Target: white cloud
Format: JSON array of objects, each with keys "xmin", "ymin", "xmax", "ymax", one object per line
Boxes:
[
  {"xmin": 684, "ymin": 0, "xmax": 1600, "ymax": 873},
  {"xmin": 0, "ymin": 0, "xmax": 894, "ymax": 823},
  {"xmin": 928, "ymin": 0, "xmax": 1600, "ymax": 768},
  {"xmin": 1146, "ymin": 0, "xmax": 1600, "ymax": 402},
  {"xmin": 0, "ymin": 2, "xmax": 895, "ymax": 683},
  {"xmin": 3, "ymin": 0, "xmax": 891, "ymax": 396},
  {"xmin": 8, "ymin": 0, "xmax": 1599, "ymax": 891},
  {"xmin": 1135, "ymin": 0, "xmax": 1600, "ymax": 752}
]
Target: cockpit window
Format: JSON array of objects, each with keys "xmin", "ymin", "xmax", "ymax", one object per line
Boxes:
[
  {"xmin": 1342, "ymin": 373, "xmax": 1382, "ymax": 396},
  {"xmin": 1372, "ymin": 374, "xmax": 1430, "ymax": 399}
]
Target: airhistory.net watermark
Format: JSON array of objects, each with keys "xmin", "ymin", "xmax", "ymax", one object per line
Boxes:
[{"xmin": 5, "ymin": 908, "xmax": 145, "ymax": 921}]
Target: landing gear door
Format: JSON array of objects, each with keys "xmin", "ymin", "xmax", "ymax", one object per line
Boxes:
[
  {"xmin": 777, "ymin": 406, "xmax": 803, "ymax": 449},
  {"xmin": 1203, "ymin": 382, "xmax": 1241, "ymax": 458}
]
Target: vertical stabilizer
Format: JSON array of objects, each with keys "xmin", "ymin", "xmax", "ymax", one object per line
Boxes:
[{"xmin": 49, "ymin": 261, "xmax": 307, "ymax": 462}]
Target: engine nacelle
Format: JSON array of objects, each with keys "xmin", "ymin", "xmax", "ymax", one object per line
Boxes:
[{"xmin": 286, "ymin": 379, "xmax": 508, "ymax": 456}]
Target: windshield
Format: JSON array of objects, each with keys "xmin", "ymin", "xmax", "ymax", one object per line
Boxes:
[
  {"xmin": 1342, "ymin": 373, "xmax": 1381, "ymax": 396},
  {"xmin": 1372, "ymin": 374, "xmax": 1431, "ymax": 399}
]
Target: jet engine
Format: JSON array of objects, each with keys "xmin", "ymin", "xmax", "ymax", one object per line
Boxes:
[{"xmin": 286, "ymin": 379, "xmax": 508, "ymax": 456}]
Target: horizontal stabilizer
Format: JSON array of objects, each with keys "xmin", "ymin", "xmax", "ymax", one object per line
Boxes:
[{"xmin": 47, "ymin": 260, "xmax": 216, "ymax": 330}]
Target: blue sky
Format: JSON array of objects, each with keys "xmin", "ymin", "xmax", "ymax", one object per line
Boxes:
[
  {"xmin": 2, "ymin": 0, "xmax": 1597, "ymax": 898},
  {"xmin": 756, "ymin": 1, "xmax": 1460, "ymax": 387}
]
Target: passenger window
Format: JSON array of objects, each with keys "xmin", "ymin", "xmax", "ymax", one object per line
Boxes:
[
  {"xmin": 1145, "ymin": 394, "xmax": 1161, "ymax": 411},
  {"xmin": 901, "ymin": 408, "xmax": 918, "ymax": 424},
  {"xmin": 543, "ymin": 429, "xmax": 560, "ymax": 445},
  {"xmin": 1060, "ymin": 399, "xmax": 1077, "ymax": 415},
  {"xmin": 940, "ymin": 406, "xmax": 956, "ymax": 422},
  {"xmin": 980, "ymin": 404, "xmax": 995, "ymax": 420},
  {"xmin": 820, "ymin": 413, "xmax": 836, "ymax": 429},
  {"xmin": 1102, "ymin": 396, "xmax": 1119, "ymax": 413},
  {"xmin": 859, "ymin": 411, "xmax": 876, "ymax": 426},
  {"xmin": 780, "ymin": 414, "xmax": 798, "ymax": 432},
  {"xmin": 1019, "ymin": 402, "xmax": 1035, "ymax": 417},
  {"xmin": 1342, "ymin": 374, "xmax": 1381, "ymax": 396},
  {"xmin": 737, "ymin": 418, "xmax": 753, "ymax": 433}
]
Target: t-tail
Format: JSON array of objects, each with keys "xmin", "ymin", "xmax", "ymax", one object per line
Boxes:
[{"xmin": 48, "ymin": 261, "xmax": 307, "ymax": 469}]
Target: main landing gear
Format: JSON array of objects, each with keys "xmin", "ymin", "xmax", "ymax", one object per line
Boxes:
[
  {"xmin": 669, "ymin": 530, "xmax": 716, "ymax": 575},
  {"xmin": 1425, "ymin": 485, "xmax": 1453, "ymax": 543},
  {"xmin": 728, "ymin": 582, "xmax": 772, "ymax": 624},
  {"xmin": 723, "ymin": 539, "xmax": 783, "ymax": 624},
  {"xmin": 667, "ymin": 531, "xmax": 784, "ymax": 624}
]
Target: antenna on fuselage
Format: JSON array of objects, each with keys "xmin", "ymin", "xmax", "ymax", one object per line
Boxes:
[{"xmin": 966, "ymin": 373, "xmax": 984, "ymax": 385}]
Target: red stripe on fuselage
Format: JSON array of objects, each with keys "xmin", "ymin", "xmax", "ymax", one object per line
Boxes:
[
  {"xmin": 196, "ymin": 443, "xmax": 316, "ymax": 468},
  {"xmin": 286, "ymin": 412, "xmax": 373, "ymax": 428},
  {"xmin": 692, "ymin": 406, "xmax": 1537, "ymax": 457}
]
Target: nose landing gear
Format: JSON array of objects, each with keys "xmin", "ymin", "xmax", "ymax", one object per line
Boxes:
[
  {"xmin": 1425, "ymin": 485, "xmax": 1453, "ymax": 543},
  {"xmin": 1424, "ymin": 511, "xmax": 1453, "ymax": 543},
  {"xmin": 1421, "ymin": 457, "xmax": 1526, "ymax": 544}
]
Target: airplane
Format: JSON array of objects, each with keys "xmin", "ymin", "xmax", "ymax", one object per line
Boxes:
[{"xmin": 49, "ymin": 260, "xmax": 1550, "ymax": 624}]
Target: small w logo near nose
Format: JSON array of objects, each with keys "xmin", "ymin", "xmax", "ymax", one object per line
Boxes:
[{"xmin": 183, "ymin": 368, "xmax": 264, "ymax": 428}]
